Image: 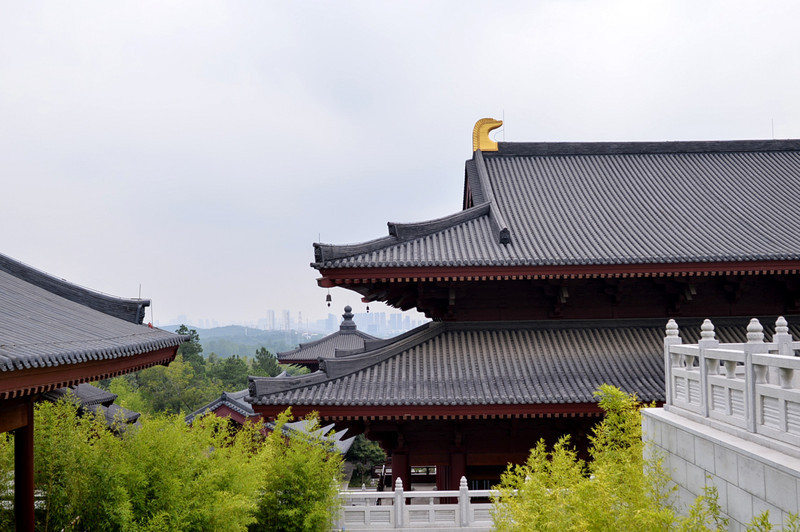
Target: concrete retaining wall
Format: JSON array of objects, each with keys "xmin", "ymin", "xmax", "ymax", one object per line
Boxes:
[{"xmin": 643, "ymin": 407, "xmax": 800, "ymax": 531}]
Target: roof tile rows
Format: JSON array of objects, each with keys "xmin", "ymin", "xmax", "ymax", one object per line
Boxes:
[
  {"xmin": 250, "ymin": 320, "xmax": 800, "ymax": 409},
  {"xmin": 313, "ymin": 140, "xmax": 800, "ymax": 269},
  {"xmin": 0, "ymin": 256, "xmax": 186, "ymax": 373}
]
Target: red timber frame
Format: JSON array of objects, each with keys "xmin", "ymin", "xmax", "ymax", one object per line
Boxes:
[
  {"xmin": 0, "ymin": 345, "xmax": 179, "ymax": 532},
  {"xmin": 317, "ymin": 260, "xmax": 800, "ymax": 287},
  {"xmin": 252, "ymin": 402, "xmax": 611, "ymax": 491},
  {"xmin": 317, "ymin": 262, "xmax": 800, "ymax": 321}
]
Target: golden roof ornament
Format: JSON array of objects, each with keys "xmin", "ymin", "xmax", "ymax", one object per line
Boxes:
[{"xmin": 472, "ymin": 118, "xmax": 503, "ymax": 152}]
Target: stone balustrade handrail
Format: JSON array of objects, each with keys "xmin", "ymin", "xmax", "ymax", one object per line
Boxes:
[
  {"xmin": 336, "ymin": 476, "xmax": 496, "ymax": 530},
  {"xmin": 664, "ymin": 317, "xmax": 800, "ymax": 456}
]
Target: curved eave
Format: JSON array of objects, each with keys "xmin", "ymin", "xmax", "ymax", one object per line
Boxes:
[
  {"xmin": 0, "ymin": 345, "xmax": 180, "ymax": 400},
  {"xmin": 317, "ymin": 259, "xmax": 800, "ymax": 288},
  {"xmin": 251, "ymin": 402, "xmax": 611, "ymax": 421}
]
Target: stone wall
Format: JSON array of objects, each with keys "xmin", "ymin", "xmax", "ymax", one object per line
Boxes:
[{"xmin": 643, "ymin": 407, "xmax": 800, "ymax": 531}]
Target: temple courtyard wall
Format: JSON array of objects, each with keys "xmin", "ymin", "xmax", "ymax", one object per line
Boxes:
[{"xmin": 643, "ymin": 407, "xmax": 800, "ymax": 531}]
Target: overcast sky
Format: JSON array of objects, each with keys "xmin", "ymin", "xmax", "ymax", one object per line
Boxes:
[{"xmin": 3, "ymin": 1, "xmax": 800, "ymax": 327}]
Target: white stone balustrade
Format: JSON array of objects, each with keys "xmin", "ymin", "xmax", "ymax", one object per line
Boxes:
[
  {"xmin": 336, "ymin": 476, "xmax": 495, "ymax": 530},
  {"xmin": 665, "ymin": 317, "xmax": 800, "ymax": 451}
]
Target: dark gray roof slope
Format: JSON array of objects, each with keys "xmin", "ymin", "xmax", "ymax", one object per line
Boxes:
[
  {"xmin": 0, "ymin": 261, "xmax": 186, "ymax": 373},
  {"xmin": 44, "ymin": 382, "xmax": 117, "ymax": 407},
  {"xmin": 277, "ymin": 306, "xmax": 377, "ymax": 363},
  {"xmin": 185, "ymin": 389, "xmax": 256, "ymax": 424},
  {"xmin": 44, "ymin": 383, "xmax": 142, "ymax": 429},
  {"xmin": 314, "ymin": 140, "xmax": 800, "ymax": 269},
  {"xmin": 250, "ymin": 318, "xmax": 800, "ymax": 409},
  {"xmin": 0, "ymin": 253, "xmax": 149, "ymax": 323}
]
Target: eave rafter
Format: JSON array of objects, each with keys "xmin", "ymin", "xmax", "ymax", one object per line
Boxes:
[
  {"xmin": 317, "ymin": 260, "xmax": 800, "ymax": 288},
  {"xmin": 252, "ymin": 402, "xmax": 613, "ymax": 422}
]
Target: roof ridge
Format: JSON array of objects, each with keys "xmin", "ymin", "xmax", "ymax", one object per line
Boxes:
[
  {"xmin": 490, "ymin": 139, "xmax": 800, "ymax": 157},
  {"xmin": 248, "ymin": 322, "xmax": 444, "ymax": 401},
  {"xmin": 0, "ymin": 252, "xmax": 150, "ymax": 324},
  {"xmin": 474, "ymin": 151, "xmax": 512, "ymax": 245},
  {"xmin": 313, "ymin": 206, "xmax": 492, "ymax": 265}
]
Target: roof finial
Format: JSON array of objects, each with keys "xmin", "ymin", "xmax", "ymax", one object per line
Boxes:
[
  {"xmin": 340, "ymin": 306, "xmax": 357, "ymax": 331},
  {"xmin": 473, "ymin": 118, "xmax": 503, "ymax": 152}
]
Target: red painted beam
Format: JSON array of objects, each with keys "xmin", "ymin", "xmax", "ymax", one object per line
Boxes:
[
  {"xmin": 317, "ymin": 260, "xmax": 800, "ymax": 286},
  {"xmin": 252, "ymin": 402, "xmax": 605, "ymax": 421},
  {"xmin": 0, "ymin": 346, "xmax": 179, "ymax": 400}
]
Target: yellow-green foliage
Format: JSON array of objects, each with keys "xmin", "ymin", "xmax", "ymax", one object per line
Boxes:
[
  {"xmin": 0, "ymin": 401, "xmax": 343, "ymax": 532},
  {"xmin": 493, "ymin": 384, "xmax": 673, "ymax": 532},
  {"xmin": 492, "ymin": 385, "xmax": 800, "ymax": 532},
  {"xmin": 251, "ymin": 409, "xmax": 343, "ymax": 532}
]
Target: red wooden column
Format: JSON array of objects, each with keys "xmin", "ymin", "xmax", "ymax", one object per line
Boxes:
[
  {"xmin": 449, "ymin": 449, "xmax": 466, "ymax": 489},
  {"xmin": 391, "ymin": 448, "xmax": 410, "ymax": 492},
  {"xmin": 14, "ymin": 398, "xmax": 35, "ymax": 532}
]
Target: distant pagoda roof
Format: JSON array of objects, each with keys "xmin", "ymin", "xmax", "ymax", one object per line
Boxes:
[
  {"xmin": 314, "ymin": 138, "xmax": 800, "ymax": 277},
  {"xmin": 277, "ymin": 306, "xmax": 377, "ymax": 364},
  {"xmin": 185, "ymin": 388, "xmax": 258, "ymax": 425},
  {"xmin": 0, "ymin": 252, "xmax": 188, "ymax": 399},
  {"xmin": 248, "ymin": 318, "xmax": 800, "ymax": 419}
]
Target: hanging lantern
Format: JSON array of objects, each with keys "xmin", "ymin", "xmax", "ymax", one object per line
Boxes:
[
  {"xmin": 325, "ymin": 290, "xmax": 332, "ymax": 307},
  {"xmin": 366, "ymin": 304, "xmax": 370, "ymax": 313}
]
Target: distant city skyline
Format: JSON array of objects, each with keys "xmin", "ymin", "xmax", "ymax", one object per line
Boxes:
[{"xmin": 156, "ymin": 307, "xmax": 427, "ymax": 338}]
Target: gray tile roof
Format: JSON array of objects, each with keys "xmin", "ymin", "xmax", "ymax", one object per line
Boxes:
[
  {"xmin": 44, "ymin": 383, "xmax": 141, "ymax": 430},
  {"xmin": 277, "ymin": 306, "xmax": 377, "ymax": 363},
  {"xmin": 249, "ymin": 318, "xmax": 800, "ymax": 409},
  {"xmin": 44, "ymin": 382, "xmax": 117, "ymax": 407},
  {"xmin": 185, "ymin": 389, "xmax": 355, "ymax": 453},
  {"xmin": 0, "ymin": 254, "xmax": 187, "ymax": 374},
  {"xmin": 0, "ymin": 253, "xmax": 149, "ymax": 323},
  {"xmin": 314, "ymin": 140, "xmax": 800, "ymax": 270},
  {"xmin": 185, "ymin": 388, "xmax": 256, "ymax": 424}
]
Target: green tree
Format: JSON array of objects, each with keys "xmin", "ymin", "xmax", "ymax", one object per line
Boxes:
[
  {"xmin": 176, "ymin": 324, "xmax": 205, "ymax": 376},
  {"xmin": 493, "ymin": 385, "xmax": 674, "ymax": 532},
  {"xmin": 346, "ymin": 434, "xmax": 386, "ymax": 486},
  {"xmin": 0, "ymin": 400, "xmax": 266, "ymax": 531},
  {"xmin": 209, "ymin": 354, "xmax": 249, "ymax": 389},
  {"xmin": 138, "ymin": 355, "xmax": 221, "ymax": 414},
  {"xmin": 251, "ymin": 346, "xmax": 281, "ymax": 377},
  {"xmin": 251, "ymin": 410, "xmax": 343, "ymax": 532},
  {"xmin": 492, "ymin": 385, "xmax": 800, "ymax": 532}
]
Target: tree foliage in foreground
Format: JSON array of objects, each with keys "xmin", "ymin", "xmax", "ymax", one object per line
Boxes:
[
  {"xmin": 0, "ymin": 401, "xmax": 342, "ymax": 532},
  {"xmin": 251, "ymin": 409, "xmax": 343, "ymax": 532},
  {"xmin": 492, "ymin": 384, "xmax": 799, "ymax": 532}
]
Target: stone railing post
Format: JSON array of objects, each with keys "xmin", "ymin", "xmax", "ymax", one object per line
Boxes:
[
  {"xmin": 664, "ymin": 319, "xmax": 682, "ymax": 406},
  {"xmin": 394, "ymin": 477, "xmax": 404, "ymax": 527},
  {"xmin": 774, "ymin": 316, "xmax": 793, "ymax": 358},
  {"xmin": 698, "ymin": 319, "xmax": 719, "ymax": 418},
  {"xmin": 459, "ymin": 476, "xmax": 469, "ymax": 525},
  {"xmin": 744, "ymin": 318, "xmax": 768, "ymax": 432}
]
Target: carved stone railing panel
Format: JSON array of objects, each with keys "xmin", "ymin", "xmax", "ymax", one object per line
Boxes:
[
  {"xmin": 665, "ymin": 317, "xmax": 800, "ymax": 447},
  {"xmin": 337, "ymin": 476, "xmax": 496, "ymax": 530}
]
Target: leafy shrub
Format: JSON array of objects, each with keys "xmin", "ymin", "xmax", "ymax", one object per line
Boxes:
[{"xmin": 251, "ymin": 409, "xmax": 343, "ymax": 532}]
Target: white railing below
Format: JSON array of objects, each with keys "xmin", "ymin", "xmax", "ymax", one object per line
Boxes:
[
  {"xmin": 337, "ymin": 477, "xmax": 496, "ymax": 530},
  {"xmin": 665, "ymin": 317, "xmax": 800, "ymax": 450}
]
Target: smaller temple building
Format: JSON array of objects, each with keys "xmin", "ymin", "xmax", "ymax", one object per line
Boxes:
[
  {"xmin": 277, "ymin": 306, "xmax": 377, "ymax": 372},
  {"xmin": 186, "ymin": 388, "xmax": 355, "ymax": 454}
]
